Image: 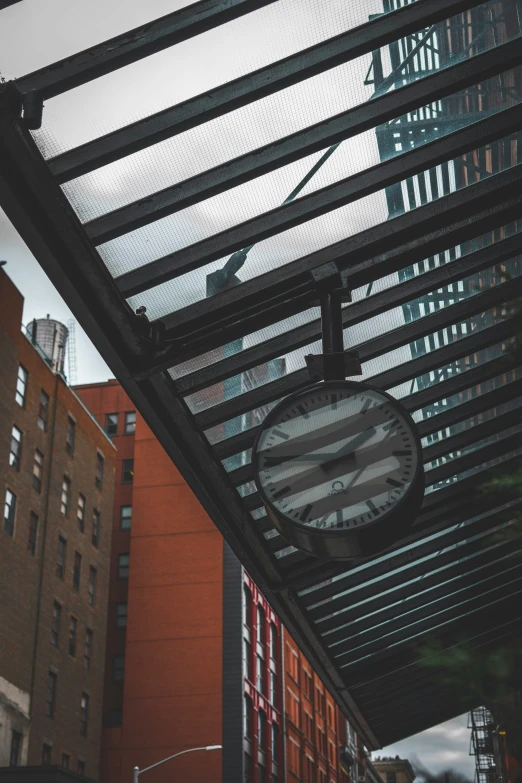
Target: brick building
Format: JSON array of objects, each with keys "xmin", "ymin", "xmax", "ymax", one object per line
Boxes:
[
  {"xmin": 0, "ymin": 267, "xmax": 115, "ymax": 779},
  {"xmin": 75, "ymin": 378, "xmax": 375, "ymax": 783}
]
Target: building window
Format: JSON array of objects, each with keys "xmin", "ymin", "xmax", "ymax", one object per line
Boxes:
[
  {"xmin": 38, "ymin": 389, "xmax": 50, "ymax": 431},
  {"xmin": 68, "ymin": 616, "xmax": 78, "ymax": 657},
  {"xmin": 9, "ymin": 426, "xmax": 22, "ymax": 469},
  {"xmin": 42, "ymin": 744, "xmax": 52, "ymax": 765},
  {"xmin": 118, "ymin": 553, "xmax": 129, "ymax": 579},
  {"xmin": 387, "ymin": 773, "xmax": 397, "ymax": 783},
  {"xmin": 271, "ymin": 722, "xmax": 279, "ymax": 762},
  {"xmin": 258, "ymin": 709, "xmax": 267, "ymax": 751},
  {"xmin": 244, "ymin": 695, "xmax": 253, "ymax": 739},
  {"xmin": 61, "ymin": 754, "xmax": 70, "ymax": 770},
  {"xmin": 84, "ymin": 629, "xmax": 93, "ymax": 669},
  {"xmin": 120, "ymin": 505, "xmax": 132, "ymax": 530},
  {"xmin": 66, "ymin": 416, "xmax": 75, "ymax": 455},
  {"xmin": 105, "ymin": 413, "xmax": 119, "ymax": 436},
  {"xmin": 77, "ymin": 494, "xmax": 86, "ymax": 532},
  {"xmin": 73, "ymin": 551, "xmax": 82, "ymax": 591},
  {"xmin": 288, "ymin": 647, "xmax": 299, "ymax": 683},
  {"xmin": 243, "ymin": 585, "xmax": 252, "ymax": 628},
  {"xmin": 122, "ymin": 459, "xmax": 134, "ymax": 484},
  {"xmin": 46, "ymin": 671, "xmax": 57, "ymax": 717},
  {"xmin": 124, "ymin": 411, "xmax": 136, "ymax": 435},
  {"xmin": 51, "ymin": 602, "xmax": 61, "ymax": 646},
  {"xmin": 270, "ymin": 622, "xmax": 278, "ymax": 660},
  {"xmin": 113, "ymin": 654, "xmax": 125, "ymax": 682},
  {"xmin": 10, "ymin": 730, "xmax": 22, "ymax": 766},
  {"xmin": 305, "ymin": 755, "xmax": 315, "ymax": 783},
  {"xmin": 269, "ymin": 669, "xmax": 277, "ymax": 705},
  {"xmin": 15, "ymin": 365, "xmax": 28, "ymax": 406},
  {"xmin": 110, "ymin": 710, "xmax": 122, "ymax": 727},
  {"xmin": 116, "ymin": 602, "xmax": 128, "ymax": 628},
  {"xmin": 27, "ymin": 511, "xmax": 39, "ymax": 555},
  {"xmin": 4, "ymin": 489, "xmax": 16, "ymax": 536},
  {"xmin": 80, "ymin": 693, "xmax": 89, "ymax": 737},
  {"xmin": 303, "ymin": 669, "xmax": 313, "ymax": 701},
  {"xmin": 60, "ymin": 476, "xmax": 70, "ymax": 516},
  {"xmin": 32, "ymin": 449, "xmax": 44, "ymax": 492},
  {"xmin": 88, "ymin": 566, "xmax": 97, "ymax": 606},
  {"xmin": 92, "ymin": 509, "xmax": 100, "ymax": 547},
  {"xmin": 95, "ymin": 453, "xmax": 104, "ymax": 490},
  {"xmin": 77, "ymin": 760, "xmax": 86, "ymax": 776},
  {"xmin": 56, "ymin": 536, "xmax": 66, "ymax": 579}
]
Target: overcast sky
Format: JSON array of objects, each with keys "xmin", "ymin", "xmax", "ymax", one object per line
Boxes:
[{"xmin": 0, "ymin": 0, "xmax": 476, "ymax": 774}]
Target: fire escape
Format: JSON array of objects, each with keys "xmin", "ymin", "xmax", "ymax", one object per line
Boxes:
[
  {"xmin": 469, "ymin": 706, "xmax": 505, "ymax": 783},
  {"xmin": 367, "ymin": 0, "xmax": 522, "ymax": 485}
]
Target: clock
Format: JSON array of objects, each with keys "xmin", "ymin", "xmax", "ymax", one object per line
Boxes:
[{"xmin": 252, "ymin": 380, "xmax": 424, "ymax": 560}]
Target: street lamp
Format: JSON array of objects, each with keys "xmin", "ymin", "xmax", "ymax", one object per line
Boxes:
[{"xmin": 133, "ymin": 745, "xmax": 222, "ymax": 783}]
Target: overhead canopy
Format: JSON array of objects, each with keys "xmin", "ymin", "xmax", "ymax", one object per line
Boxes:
[{"xmin": 1, "ymin": 0, "xmax": 522, "ymax": 749}]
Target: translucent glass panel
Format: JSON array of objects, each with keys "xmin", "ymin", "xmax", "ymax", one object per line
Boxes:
[{"xmin": 30, "ymin": 0, "xmax": 391, "ymax": 156}]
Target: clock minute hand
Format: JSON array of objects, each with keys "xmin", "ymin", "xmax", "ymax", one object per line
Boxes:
[{"xmin": 320, "ymin": 426, "xmax": 377, "ymax": 471}]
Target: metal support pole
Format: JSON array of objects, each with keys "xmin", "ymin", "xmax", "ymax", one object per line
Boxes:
[{"xmin": 319, "ymin": 288, "xmax": 345, "ymax": 381}]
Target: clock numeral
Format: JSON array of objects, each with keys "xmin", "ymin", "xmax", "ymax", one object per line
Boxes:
[
  {"xmin": 331, "ymin": 394, "xmax": 337, "ymax": 410},
  {"xmin": 392, "ymin": 450, "xmax": 412, "ymax": 456},
  {"xmin": 272, "ymin": 428, "xmax": 290, "ymax": 440},
  {"xmin": 386, "ymin": 478, "xmax": 402, "ymax": 488},
  {"xmin": 360, "ymin": 398, "xmax": 372, "ymax": 414},
  {"xmin": 296, "ymin": 404, "xmax": 310, "ymax": 420},
  {"xmin": 272, "ymin": 485, "xmax": 291, "ymax": 500},
  {"xmin": 336, "ymin": 509, "xmax": 343, "ymax": 527},
  {"xmin": 300, "ymin": 504, "xmax": 313, "ymax": 522},
  {"xmin": 366, "ymin": 500, "xmax": 380, "ymax": 518}
]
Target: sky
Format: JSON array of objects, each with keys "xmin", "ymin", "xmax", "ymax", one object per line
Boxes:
[{"xmin": 0, "ymin": 0, "xmax": 477, "ymax": 775}]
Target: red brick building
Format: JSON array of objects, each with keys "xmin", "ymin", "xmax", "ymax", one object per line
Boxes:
[
  {"xmin": 0, "ymin": 268, "xmax": 115, "ymax": 778},
  {"xmin": 75, "ymin": 378, "xmax": 371, "ymax": 783}
]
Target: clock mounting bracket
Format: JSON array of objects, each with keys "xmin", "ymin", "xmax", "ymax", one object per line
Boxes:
[{"xmin": 305, "ymin": 261, "xmax": 362, "ymax": 382}]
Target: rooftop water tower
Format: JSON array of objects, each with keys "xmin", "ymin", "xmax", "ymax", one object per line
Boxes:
[{"xmin": 29, "ymin": 315, "xmax": 69, "ymax": 374}]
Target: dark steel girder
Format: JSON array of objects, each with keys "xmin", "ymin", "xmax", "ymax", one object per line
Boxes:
[
  {"xmin": 0, "ymin": 0, "xmax": 22, "ymax": 8},
  {"xmin": 166, "ymin": 232, "xmax": 522, "ymax": 392},
  {"xmin": 341, "ymin": 592, "xmax": 522, "ymax": 688},
  {"xmin": 197, "ymin": 281, "xmax": 519, "ymax": 432},
  {"xmin": 153, "ymin": 158, "xmax": 522, "ymax": 366},
  {"xmin": 88, "ymin": 76, "xmax": 522, "ymax": 249},
  {"xmin": 48, "ymin": 0, "xmax": 490, "ymax": 183},
  {"xmin": 111, "ymin": 37, "xmax": 522, "ymax": 287},
  {"xmin": 14, "ymin": 0, "xmax": 278, "ymax": 100},
  {"xmin": 330, "ymin": 568, "xmax": 522, "ymax": 663},
  {"xmin": 309, "ymin": 515, "xmax": 522, "ymax": 628},
  {"xmin": 228, "ymin": 379, "xmax": 522, "ymax": 488},
  {"xmin": 0, "ymin": 84, "xmax": 379, "ymax": 751},
  {"xmin": 213, "ymin": 352, "xmax": 521, "ymax": 462},
  {"xmin": 321, "ymin": 539, "xmax": 522, "ymax": 648}
]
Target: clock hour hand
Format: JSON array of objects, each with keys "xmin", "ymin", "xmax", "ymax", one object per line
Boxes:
[{"xmin": 320, "ymin": 426, "xmax": 376, "ymax": 471}]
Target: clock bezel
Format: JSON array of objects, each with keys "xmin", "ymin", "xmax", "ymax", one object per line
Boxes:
[{"xmin": 251, "ymin": 380, "xmax": 425, "ymax": 561}]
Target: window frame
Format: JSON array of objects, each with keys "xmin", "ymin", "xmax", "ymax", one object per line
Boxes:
[
  {"xmin": 61, "ymin": 753, "xmax": 70, "ymax": 770},
  {"xmin": 42, "ymin": 744, "xmax": 52, "ymax": 766},
  {"xmin": 60, "ymin": 476, "xmax": 71, "ymax": 516},
  {"xmin": 80, "ymin": 693, "xmax": 89, "ymax": 737},
  {"xmin": 124, "ymin": 411, "xmax": 136, "ymax": 435},
  {"xmin": 68, "ymin": 615, "xmax": 78, "ymax": 657},
  {"xmin": 9, "ymin": 426, "xmax": 22, "ymax": 470},
  {"xmin": 88, "ymin": 566, "xmax": 97, "ymax": 606},
  {"xmin": 113, "ymin": 654, "xmax": 125, "ymax": 683},
  {"xmin": 51, "ymin": 601, "xmax": 61, "ymax": 646},
  {"xmin": 9, "ymin": 730, "xmax": 23, "ymax": 767},
  {"xmin": 92, "ymin": 509, "xmax": 100, "ymax": 547},
  {"xmin": 56, "ymin": 536, "xmax": 67, "ymax": 579},
  {"xmin": 76, "ymin": 493, "xmax": 86, "ymax": 532},
  {"xmin": 119, "ymin": 505, "xmax": 132, "ymax": 530},
  {"xmin": 38, "ymin": 389, "xmax": 50, "ymax": 431},
  {"xmin": 105, "ymin": 413, "xmax": 119, "ymax": 437},
  {"xmin": 121, "ymin": 458, "xmax": 134, "ymax": 484},
  {"xmin": 4, "ymin": 488, "xmax": 17, "ymax": 536},
  {"xmin": 95, "ymin": 452, "xmax": 104, "ymax": 490},
  {"xmin": 32, "ymin": 449, "xmax": 44, "ymax": 492},
  {"xmin": 117, "ymin": 553, "xmax": 130, "ymax": 580},
  {"xmin": 66, "ymin": 415, "xmax": 76, "ymax": 455},
  {"xmin": 46, "ymin": 671, "xmax": 57, "ymax": 718},
  {"xmin": 73, "ymin": 551, "xmax": 82, "ymax": 591},
  {"xmin": 115, "ymin": 602, "xmax": 128, "ymax": 628},
  {"xmin": 84, "ymin": 628, "xmax": 93, "ymax": 669},
  {"xmin": 15, "ymin": 365, "xmax": 28, "ymax": 407}
]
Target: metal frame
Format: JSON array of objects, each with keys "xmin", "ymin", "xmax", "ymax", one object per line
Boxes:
[{"xmin": 1, "ymin": 0, "xmax": 522, "ymax": 751}]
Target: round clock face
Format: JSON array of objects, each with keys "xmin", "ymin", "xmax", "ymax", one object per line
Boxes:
[{"xmin": 253, "ymin": 381, "xmax": 422, "ymax": 536}]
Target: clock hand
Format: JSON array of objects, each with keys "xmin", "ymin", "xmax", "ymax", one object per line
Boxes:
[{"xmin": 321, "ymin": 426, "xmax": 376, "ymax": 471}]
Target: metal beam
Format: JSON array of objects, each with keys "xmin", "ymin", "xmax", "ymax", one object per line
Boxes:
[
  {"xmin": 113, "ymin": 37, "xmax": 522, "ymax": 292},
  {"xmin": 213, "ymin": 352, "xmax": 521, "ymax": 462},
  {"xmin": 154, "ymin": 162, "xmax": 522, "ymax": 363},
  {"xmin": 48, "ymin": 0, "xmax": 490, "ymax": 183},
  {"xmin": 194, "ymin": 280, "xmax": 520, "ymax": 431},
  {"xmin": 14, "ymin": 0, "xmax": 278, "ymax": 100},
  {"xmin": 330, "ymin": 568, "xmax": 522, "ymax": 663},
  {"xmin": 0, "ymin": 0, "xmax": 22, "ymax": 8},
  {"xmin": 0, "ymin": 85, "xmax": 379, "ymax": 751},
  {"xmin": 88, "ymin": 83, "xmax": 522, "ymax": 248},
  {"xmin": 164, "ymin": 232, "xmax": 522, "ymax": 392}
]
